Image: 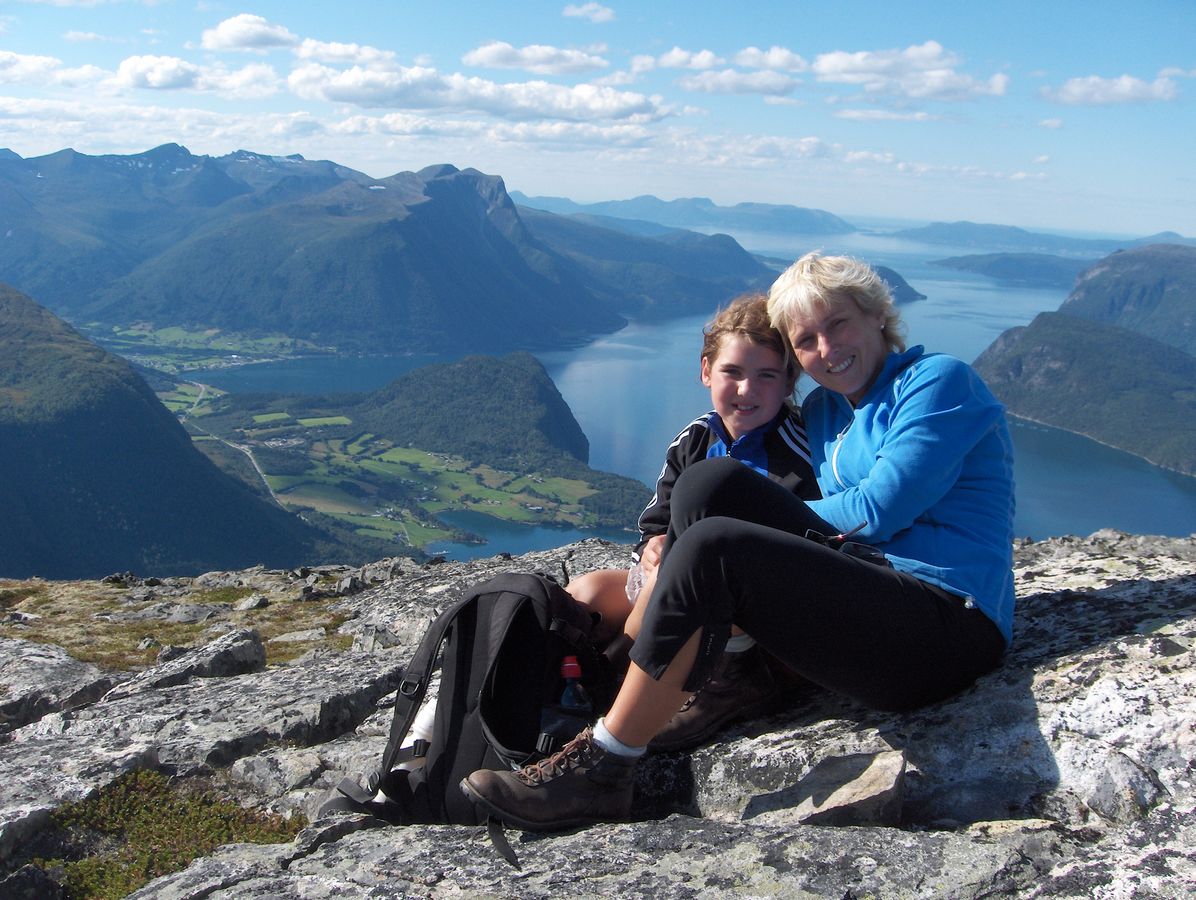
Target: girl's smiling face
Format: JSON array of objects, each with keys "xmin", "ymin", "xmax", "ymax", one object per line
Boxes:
[
  {"xmin": 700, "ymin": 333, "xmax": 793, "ymax": 440},
  {"xmin": 786, "ymin": 295, "xmax": 888, "ymax": 405}
]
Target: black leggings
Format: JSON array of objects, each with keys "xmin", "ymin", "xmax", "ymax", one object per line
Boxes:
[{"xmin": 628, "ymin": 457, "xmax": 1006, "ymax": 711}]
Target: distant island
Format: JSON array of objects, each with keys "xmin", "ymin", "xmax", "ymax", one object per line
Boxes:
[
  {"xmin": 894, "ymin": 220, "xmax": 1195, "ymax": 256},
  {"xmin": 973, "ymin": 244, "xmax": 1196, "ymax": 477},
  {"xmin": 930, "ymin": 253, "xmax": 1090, "ymax": 289},
  {"xmin": 510, "ymin": 191, "xmax": 855, "ymax": 235}
]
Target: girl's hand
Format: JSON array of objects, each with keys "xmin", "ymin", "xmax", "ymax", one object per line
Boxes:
[{"xmin": 640, "ymin": 535, "xmax": 666, "ymax": 575}]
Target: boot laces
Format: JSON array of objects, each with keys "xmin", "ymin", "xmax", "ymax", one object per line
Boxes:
[{"xmin": 517, "ymin": 730, "xmax": 596, "ymax": 786}]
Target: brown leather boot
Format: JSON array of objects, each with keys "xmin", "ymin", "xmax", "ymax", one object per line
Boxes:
[
  {"xmin": 648, "ymin": 646, "xmax": 779, "ymax": 753},
  {"xmin": 460, "ymin": 726, "xmax": 637, "ymax": 831}
]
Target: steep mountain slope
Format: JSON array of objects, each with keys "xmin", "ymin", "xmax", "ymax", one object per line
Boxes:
[
  {"xmin": 1058, "ymin": 244, "xmax": 1196, "ymax": 355},
  {"xmin": 2, "ymin": 146, "xmax": 790, "ymax": 357},
  {"xmin": 973, "ymin": 311, "xmax": 1196, "ymax": 475},
  {"xmin": 0, "ymin": 285, "xmax": 352, "ymax": 579},
  {"xmin": 84, "ymin": 165, "xmax": 624, "ymax": 353}
]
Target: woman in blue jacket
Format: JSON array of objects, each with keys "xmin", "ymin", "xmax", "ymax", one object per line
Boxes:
[{"xmin": 462, "ymin": 252, "xmax": 1016, "ymax": 832}]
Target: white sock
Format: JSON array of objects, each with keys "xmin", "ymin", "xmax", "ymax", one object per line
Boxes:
[
  {"xmin": 592, "ymin": 717, "xmax": 646, "ymax": 758},
  {"xmin": 723, "ymin": 633, "xmax": 756, "ymax": 653}
]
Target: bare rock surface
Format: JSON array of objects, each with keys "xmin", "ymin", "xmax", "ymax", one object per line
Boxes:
[{"xmin": 0, "ymin": 531, "xmax": 1193, "ymax": 898}]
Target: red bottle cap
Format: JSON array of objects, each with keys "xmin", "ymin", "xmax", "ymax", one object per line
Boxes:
[{"xmin": 560, "ymin": 655, "xmax": 582, "ymax": 679}]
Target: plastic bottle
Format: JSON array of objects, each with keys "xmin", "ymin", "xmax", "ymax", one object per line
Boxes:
[
  {"xmin": 396, "ymin": 697, "xmax": 436, "ymax": 771},
  {"xmin": 624, "ymin": 560, "xmax": 645, "ymax": 604},
  {"xmin": 538, "ymin": 655, "xmax": 593, "ymax": 753},
  {"xmin": 557, "ymin": 655, "xmax": 591, "ymax": 716}
]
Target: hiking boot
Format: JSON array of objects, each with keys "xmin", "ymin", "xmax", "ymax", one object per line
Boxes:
[
  {"xmin": 460, "ymin": 726, "xmax": 637, "ymax": 831},
  {"xmin": 648, "ymin": 646, "xmax": 779, "ymax": 753}
]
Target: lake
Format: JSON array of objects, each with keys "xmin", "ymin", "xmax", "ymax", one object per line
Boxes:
[{"xmin": 200, "ymin": 226, "xmax": 1196, "ymax": 558}]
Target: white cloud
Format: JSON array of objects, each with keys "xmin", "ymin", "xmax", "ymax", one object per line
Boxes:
[
  {"xmin": 0, "ymin": 95, "xmax": 326, "ymax": 158},
  {"xmin": 64, "ymin": 31, "xmax": 109, "ymax": 42},
  {"xmin": 295, "ymin": 39, "xmax": 396, "ymax": 67},
  {"xmin": 813, "ymin": 40, "xmax": 1007, "ymax": 100},
  {"xmin": 845, "ymin": 150, "xmax": 896, "ymax": 164},
  {"xmin": 658, "ymin": 47, "xmax": 723, "ymax": 70},
  {"xmin": 288, "ymin": 62, "xmax": 666, "ymax": 122},
  {"xmin": 462, "ymin": 41, "xmax": 608, "ymax": 75},
  {"xmin": 0, "ymin": 50, "xmax": 65, "ymax": 83},
  {"xmin": 1039, "ymin": 117, "xmax": 1063, "ymax": 129},
  {"xmin": 113, "ymin": 55, "xmax": 281, "ymax": 98},
  {"xmin": 1042, "ymin": 74, "xmax": 1176, "ymax": 105},
  {"xmin": 115, "ymin": 55, "xmax": 201, "ymax": 89},
  {"xmin": 834, "ymin": 108, "xmax": 940, "ymax": 122},
  {"xmin": 1159, "ymin": 66, "xmax": 1196, "ymax": 78},
  {"xmin": 563, "ymin": 3, "xmax": 614, "ymax": 23},
  {"xmin": 734, "ymin": 46, "xmax": 807, "ymax": 72},
  {"xmin": 201, "ymin": 14, "xmax": 298, "ymax": 52},
  {"xmin": 677, "ymin": 69, "xmax": 797, "ymax": 96},
  {"xmin": 1033, "ymin": 154, "xmax": 1050, "ymax": 164}
]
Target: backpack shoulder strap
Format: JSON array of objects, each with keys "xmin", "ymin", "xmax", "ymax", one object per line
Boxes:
[{"xmin": 374, "ymin": 593, "xmax": 471, "ymax": 786}]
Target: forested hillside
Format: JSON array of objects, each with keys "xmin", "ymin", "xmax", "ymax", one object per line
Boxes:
[
  {"xmin": 0, "ymin": 285, "xmax": 378, "ymax": 579},
  {"xmin": 974, "ymin": 310, "xmax": 1196, "ymax": 476}
]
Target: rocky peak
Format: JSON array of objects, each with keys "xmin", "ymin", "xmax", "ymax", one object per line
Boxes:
[{"xmin": 1, "ymin": 531, "xmax": 1193, "ymax": 897}]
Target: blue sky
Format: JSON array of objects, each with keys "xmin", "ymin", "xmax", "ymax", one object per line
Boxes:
[{"xmin": 1, "ymin": 0, "xmax": 1193, "ymax": 235}]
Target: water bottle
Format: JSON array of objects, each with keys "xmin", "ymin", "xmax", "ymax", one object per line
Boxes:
[
  {"xmin": 396, "ymin": 698, "xmax": 436, "ymax": 771},
  {"xmin": 625, "ymin": 560, "xmax": 645, "ymax": 604},
  {"xmin": 538, "ymin": 655, "xmax": 593, "ymax": 754}
]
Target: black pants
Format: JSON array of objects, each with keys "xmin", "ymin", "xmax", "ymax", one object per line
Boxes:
[{"xmin": 628, "ymin": 457, "xmax": 1007, "ymax": 711}]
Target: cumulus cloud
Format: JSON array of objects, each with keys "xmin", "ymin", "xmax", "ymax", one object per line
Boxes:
[
  {"xmin": 734, "ymin": 46, "xmax": 807, "ymax": 72},
  {"xmin": 1042, "ymin": 74, "xmax": 1176, "ymax": 105},
  {"xmin": 0, "ymin": 50, "xmax": 65, "ymax": 83},
  {"xmin": 288, "ymin": 61, "xmax": 665, "ymax": 122},
  {"xmin": 115, "ymin": 55, "xmax": 201, "ymax": 89},
  {"xmin": 658, "ymin": 47, "xmax": 723, "ymax": 70},
  {"xmin": 1034, "ymin": 155, "xmax": 1050, "ymax": 164},
  {"xmin": 201, "ymin": 14, "xmax": 298, "ymax": 52},
  {"xmin": 677, "ymin": 69, "xmax": 797, "ymax": 96},
  {"xmin": 113, "ymin": 55, "xmax": 281, "ymax": 98},
  {"xmin": 1039, "ymin": 117, "xmax": 1063, "ymax": 128},
  {"xmin": 295, "ymin": 39, "xmax": 396, "ymax": 66},
  {"xmin": 563, "ymin": 2, "xmax": 614, "ymax": 23},
  {"xmin": 462, "ymin": 41, "xmax": 608, "ymax": 75},
  {"xmin": 813, "ymin": 40, "xmax": 1007, "ymax": 100},
  {"xmin": 1159, "ymin": 66, "xmax": 1196, "ymax": 78},
  {"xmin": 834, "ymin": 108, "xmax": 940, "ymax": 121}
]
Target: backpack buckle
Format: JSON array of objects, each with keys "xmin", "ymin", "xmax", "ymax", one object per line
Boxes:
[{"xmin": 398, "ymin": 675, "xmax": 423, "ymax": 698}]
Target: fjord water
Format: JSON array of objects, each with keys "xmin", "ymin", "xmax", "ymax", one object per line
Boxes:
[{"xmin": 201, "ymin": 228, "xmax": 1196, "ymax": 557}]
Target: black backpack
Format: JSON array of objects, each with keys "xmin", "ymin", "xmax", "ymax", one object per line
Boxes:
[{"xmin": 332, "ymin": 572, "xmax": 617, "ymax": 826}]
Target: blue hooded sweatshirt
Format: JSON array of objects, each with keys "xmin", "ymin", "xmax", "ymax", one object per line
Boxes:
[{"xmin": 803, "ymin": 346, "xmax": 1016, "ymax": 645}]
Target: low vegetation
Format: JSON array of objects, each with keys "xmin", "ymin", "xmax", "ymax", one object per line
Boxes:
[
  {"xmin": 0, "ymin": 579, "xmax": 355, "ymax": 669},
  {"xmin": 28, "ymin": 770, "xmax": 304, "ymax": 900}
]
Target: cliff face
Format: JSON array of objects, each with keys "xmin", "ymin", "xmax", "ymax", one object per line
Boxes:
[{"xmin": 1, "ymin": 532, "xmax": 1194, "ymax": 898}]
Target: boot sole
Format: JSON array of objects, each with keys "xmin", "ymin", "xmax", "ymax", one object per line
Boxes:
[{"xmin": 458, "ymin": 777, "xmax": 616, "ymax": 833}]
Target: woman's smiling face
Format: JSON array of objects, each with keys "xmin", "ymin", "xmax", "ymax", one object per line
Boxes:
[{"xmin": 786, "ymin": 295, "xmax": 889, "ymax": 405}]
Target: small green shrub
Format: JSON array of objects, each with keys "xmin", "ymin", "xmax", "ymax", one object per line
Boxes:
[{"xmin": 34, "ymin": 770, "xmax": 304, "ymax": 899}]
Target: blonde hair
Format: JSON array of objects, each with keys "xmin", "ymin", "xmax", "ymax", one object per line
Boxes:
[
  {"xmin": 767, "ymin": 252, "xmax": 906, "ymax": 353},
  {"xmin": 702, "ymin": 293, "xmax": 796, "ymax": 380}
]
